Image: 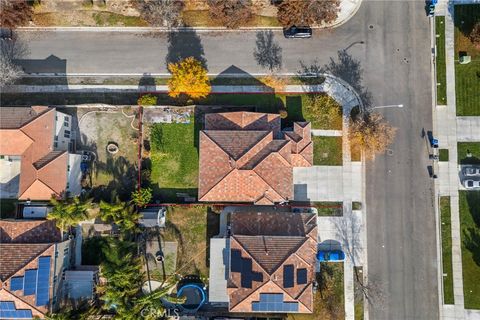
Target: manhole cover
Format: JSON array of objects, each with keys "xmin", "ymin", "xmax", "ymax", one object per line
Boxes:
[
  {"xmin": 369, "ymin": 25, "xmax": 374, "ymax": 30},
  {"xmin": 387, "ymin": 149, "xmax": 394, "ymax": 156}
]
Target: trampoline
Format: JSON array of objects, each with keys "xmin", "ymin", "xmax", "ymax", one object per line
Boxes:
[{"xmin": 176, "ymin": 283, "xmax": 206, "ymax": 312}]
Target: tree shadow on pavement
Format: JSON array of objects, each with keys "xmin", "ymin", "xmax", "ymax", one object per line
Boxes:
[
  {"xmin": 299, "ymin": 50, "xmax": 373, "ymax": 108},
  {"xmin": 253, "ymin": 30, "xmax": 282, "ymax": 72},
  {"xmin": 165, "ymin": 29, "xmax": 207, "ymax": 69}
]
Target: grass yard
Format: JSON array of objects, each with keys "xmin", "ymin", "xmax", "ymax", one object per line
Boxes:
[
  {"xmin": 436, "ymin": 16, "xmax": 447, "ymax": 105},
  {"xmin": 150, "ymin": 121, "xmax": 199, "ymax": 203},
  {"xmin": 457, "ymin": 142, "xmax": 480, "ymax": 165},
  {"xmin": 161, "ymin": 205, "xmax": 219, "ymax": 279},
  {"xmin": 454, "ymin": 4, "xmax": 480, "ymax": 116},
  {"xmin": 313, "ymin": 201, "xmax": 343, "ymax": 216},
  {"xmin": 440, "ymin": 196, "xmax": 454, "ymax": 305},
  {"xmin": 313, "ymin": 136, "xmax": 343, "ymax": 166},
  {"xmin": 439, "ymin": 149, "xmax": 449, "ymax": 161},
  {"xmin": 288, "ymin": 263, "xmax": 344, "ymax": 320},
  {"xmin": 0, "ymin": 199, "xmax": 17, "ymax": 219},
  {"xmin": 459, "ymin": 190, "xmax": 480, "ymax": 309},
  {"xmin": 92, "ymin": 12, "xmax": 148, "ymax": 27},
  {"xmin": 182, "ymin": 10, "xmax": 281, "ymax": 27}
]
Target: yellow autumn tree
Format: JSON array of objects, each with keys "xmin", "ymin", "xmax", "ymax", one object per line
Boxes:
[
  {"xmin": 167, "ymin": 57, "xmax": 211, "ymax": 99},
  {"xmin": 349, "ymin": 112, "xmax": 397, "ymax": 160}
]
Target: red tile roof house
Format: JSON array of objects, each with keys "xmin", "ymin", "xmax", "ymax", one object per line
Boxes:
[
  {"xmin": 0, "ymin": 106, "xmax": 82, "ymax": 201},
  {"xmin": 0, "ymin": 220, "xmax": 75, "ymax": 318},
  {"xmin": 209, "ymin": 211, "xmax": 318, "ymax": 314},
  {"xmin": 198, "ymin": 112, "xmax": 313, "ymax": 205}
]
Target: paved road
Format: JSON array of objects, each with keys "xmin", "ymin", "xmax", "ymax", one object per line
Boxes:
[{"xmin": 12, "ymin": 1, "xmax": 438, "ymax": 319}]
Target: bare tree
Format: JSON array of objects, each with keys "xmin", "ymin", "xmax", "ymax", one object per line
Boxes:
[
  {"xmin": 277, "ymin": 0, "xmax": 340, "ymax": 28},
  {"xmin": 0, "ymin": 32, "xmax": 28, "ymax": 87},
  {"xmin": 0, "ymin": 0, "xmax": 33, "ymax": 28},
  {"xmin": 207, "ymin": 0, "xmax": 254, "ymax": 29},
  {"xmin": 136, "ymin": 0, "xmax": 185, "ymax": 27},
  {"xmin": 253, "ymin": 30, "xmax": 282, "ymax": 72}
]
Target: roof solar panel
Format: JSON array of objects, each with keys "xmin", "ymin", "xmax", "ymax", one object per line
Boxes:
[
  {"xmin": 283, "ymin": 265, "xmax": 294, "ymax": 288},
  {"xmin": 10, "ymin": 277, "xmax": 24, "ymax": 291},
  {"xmin": 297, "ymin": 268, "xmax": 308, "ymax": 285},
  {"xmin": 38, "ymin": 256, "xmax": 51, "ymax": 269},
  {"xmin": 24, "ymin": 270, "xmax": 37, "ymax": 295},
  {"xmin": 0, "ymin": 301, "xmax": 15, "ymax": 311}
]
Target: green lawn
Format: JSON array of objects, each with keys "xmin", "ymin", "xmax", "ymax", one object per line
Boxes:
[
  {"xmin": 182, "ymin": 10, "xmax": 281, "ymax": 27},
  {"xmin": 0, "ymin": 199, "xmax": 17, "ymax": 219},
  {"xmin": 161, "ymin": 205, "xmax": 219, "ymax": 279},
  {"xmin": 92, "ymin": 12, "xmax": 148, "ymax": 27},
  {"xmin": 440, "ymin": 196, "xmax": 454, "ymax": 305},
  {"xmin": 459, "ymin": 190, "xmax": 480, "ymax": 309},
  {"xmin": 150, "ymin": 121, "xmax": 199, "ymax": 203},
  {"xmin": 313, "ymin": 136, "xmax": 343, "ymax": 166},
  {"xmin": 436, "ymin": 16, "xmax": 447, "ymax": 105},
  {"xmin": 439, "ymin": 149, "xmax": 449, "ymax": 161},
  {"xmin": 457, "ymin": 142, "xmax": 480, "ymax": 165},
  {"xmin": 454, "ymin": 4, "xmax": 480, "ymax": 116},
  {"xmin": 313, "ymin": 201, "xmax": 343, "ymax": 216}
]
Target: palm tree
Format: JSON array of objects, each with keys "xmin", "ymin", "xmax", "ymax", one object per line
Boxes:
[
  {"xmin": 99, "ymin": 199, "xmax": 141, "ymax": 234},
  {"xmin": 47, "ymin": 197, "xmax": 93, "ymax": 235},
  {"xmin": 132, "ymin": 282, "xmax": 185, "ymax": 320}
]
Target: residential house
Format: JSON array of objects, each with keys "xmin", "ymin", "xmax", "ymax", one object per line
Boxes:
[
  {"xmin": 0, "ymin": 106, "xmax": 82, "ymax": 200},
  {"xmin": 209, "ymin": 211, "xmax": 318, "ymax": 313},
  {"xmin": 0, "ymin": 220, "xmax": 75, "ymax": 318},
  {"xmin": 198, "ymin": 112, "xmax": 312, "ymax": 205}
]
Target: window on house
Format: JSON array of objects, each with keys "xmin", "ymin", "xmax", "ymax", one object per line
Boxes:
[
  {"xmin": 67, "ymin": 165, "xmax": 70, "ymax": 172},
  {"xmin": 54, "ymin": 142, "xmax": 58, "ymax": 148},
  {"xmin": 64, "ymin": 116, "xmax": 69, "ymax": 122},
  {"xmin": 64, "ymin": 121, "xmax": 69, "ymax": 127}
]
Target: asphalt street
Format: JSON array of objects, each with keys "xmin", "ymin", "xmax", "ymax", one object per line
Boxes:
[{"xmin": 11, "ymin": 1, "xmax": 438, "ymax": 319}]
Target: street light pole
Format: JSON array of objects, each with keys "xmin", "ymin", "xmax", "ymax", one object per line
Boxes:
[{"xmin": 371, "ymin": 104, "xmax": 404, "ymax": 110}]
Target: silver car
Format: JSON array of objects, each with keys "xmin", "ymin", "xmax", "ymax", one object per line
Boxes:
[
  {"xmin": 464, "ymin": 167, "xmax": 480, "ymax": 177},
  {"xmin": 463, "ymin": 179, "xmax": 480, "ymax": 189}
]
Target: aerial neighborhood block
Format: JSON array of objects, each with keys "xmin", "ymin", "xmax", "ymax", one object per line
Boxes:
[
  {"xmin": 0, "ymin": 107, "xmax": 82, "ymax": 200},
  {"xmin": 198, "ymin": 111, "xmax": 313, "ymax": 204}
]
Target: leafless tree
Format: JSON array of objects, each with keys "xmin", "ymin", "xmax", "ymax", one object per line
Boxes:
[
  {"xmin": 207, "ymin": 0, "xmax": 254, "ymax": 29},
  {"xmin": 136, "ymin": 0, "xmax": 185, "ymax": 27},
  {"xmin": 277, "ymin": 0, "xmax": 340, "ymax": 28},
  {"xmin": 0, "ymin": 32, "xmax": 28, "ymax": 87},
  {"xmin": 471, "ymin": 22, "xmax": 480, "ymax": 45}
]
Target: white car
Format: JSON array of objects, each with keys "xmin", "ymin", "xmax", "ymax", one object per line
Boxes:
[
  {"xmin": 464, "ymin": 167, "xmax": 480, "ymax": 177},
  {"xmin": 463, "ymin": 179, "xmax": 480, "ymax": 189}
]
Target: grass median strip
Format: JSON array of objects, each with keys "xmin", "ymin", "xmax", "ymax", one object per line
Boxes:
[
  {"xmin": 436, "ymin": 16, "xmax": 447, "ymax": 105},
  {"xmin": 459, "ymin": 190, "xmax": 480, "ymax": 309},
  {"xmin": 440, "ymin": 196, "xmax": 454, "ymax": 305}
]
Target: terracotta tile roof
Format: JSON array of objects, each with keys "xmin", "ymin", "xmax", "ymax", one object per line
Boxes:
[
  {"xmin": 0, "ymin": 107, "xmax": 69, "ymax": 200},
  {"xmin": 0, "ymin": 244, "xmax": 52, "ymax": 281},
  {"xmin": 0, "ymin": 220, "xmax": 61, "ymax": 244},
  {"xmin": 198, "ymin": 112, "xmax": 313, "ymax": 204},
  {"xmin": 227, "ymin": 211, "xmax": 318, "ymax": 313}
]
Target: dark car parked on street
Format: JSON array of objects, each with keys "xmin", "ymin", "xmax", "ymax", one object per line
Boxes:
[{"xmin": 283, "ymin": 26, "xmax": 312, "ymax": 38}]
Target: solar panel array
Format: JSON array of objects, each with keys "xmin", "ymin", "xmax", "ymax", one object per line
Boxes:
[
  {"xmin": 231, "ymin": 249, "xmax": 263, "ymax": 289},
  {"xmin": 36, "ymin": 256, "xmax": 51, "ymax": 306},
  {"xmin": 8, "ymin": 256, "xmax": 51, "ymax": 307},
  {"xmin": 296, "ymin": 268, "xmax": 308, "ymax": 285},
  {"xmin": 0, "ymin": 301, "xmax": 33, "ymax": 319},
  {"xmin": 283, "ymin": 265, "xmax": 294, "ymax": 288},
  {"xmin": 251, "ymin": 293, "xmax": 299, "ymax": 312}
]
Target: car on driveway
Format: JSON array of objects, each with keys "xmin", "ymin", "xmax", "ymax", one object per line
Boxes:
[
  {"xmin": 283, "ymin": 26, "xmax": 312, "ymax": 38},
  {"xmin": 464, "ymin": 167, "xmax": 480, "ymax": 177},
  {"xmin": 316, "ymin": 250, "xmax": 345, "ymax": 262},
  {"xmin": 463, "ymin": 179, "xmax": 480, "ymax": 190}
]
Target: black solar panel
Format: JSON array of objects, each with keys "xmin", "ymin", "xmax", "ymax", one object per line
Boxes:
[
  {"xmin": 283, "ymin": 265, "xmax": 294, "ymax": 288},
  {"xmin": 252, "ymin": 293, "xmax": 299, "ymax": 312},
  {"xmin": 297, "ymin": 268, "xmax": 308, "ymax": 285}
]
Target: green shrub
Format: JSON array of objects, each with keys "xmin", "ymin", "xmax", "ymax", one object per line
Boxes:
[{"xmin": 137, "ymin": 94, "xmax": 157, "ymax": 106}]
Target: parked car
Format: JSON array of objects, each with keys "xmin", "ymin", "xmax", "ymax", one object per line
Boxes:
[
  {"xmin": 316, "ymin": 250, "xmax": 345, "ymax": 262},
  {"xmin": 464, "ymin": 167, "xmax": 480, "ymax": 177},
  {"xmin": 283, "ymin": 26, "xmax": 312, "ymax": 38},
  {"xmin": 463, "ymin": 179, "xmax": 480, "ymax": 190}
]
